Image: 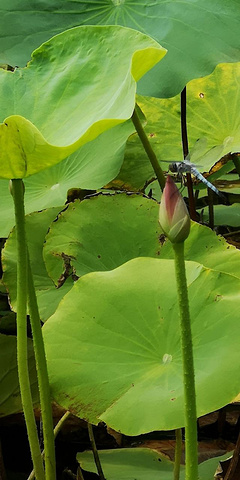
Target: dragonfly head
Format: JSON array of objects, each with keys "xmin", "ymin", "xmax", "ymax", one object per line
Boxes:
[{"xmin": 169, "ymin": 162, "xmax": 178, "ymax": 173}]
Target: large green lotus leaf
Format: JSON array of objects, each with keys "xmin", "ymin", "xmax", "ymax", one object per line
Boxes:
[
  {"xmin": 0, "ymin": 333, "xmax": 39, "ymax": 416},
  {"xmin": 0, "ymin": 119, "xmax": 135, "ymax": 237},
  {"xmin": 0, "ymin": 25, "xmax": 165, "ymax": 179},
  {"xmin": 2, "ymin": 207, "xmax": 74, "ymax": 322},
  {"xmin": 112, "ymin": 62, "xmax": 240, "ymax": 191},
  {"xmin": 160, "ymin": 221, "xmax": 240, "ymax": 280},
  {"xmin": 77, "ymin": 448, "xmax": 231, "ymax": 480},
  {"xmin": 43, "ymin": 257, "xmax": 240, "ymax": 433},
  {"xmin": 1, "ymin": 2, "xmax": 240, "ymax": 98},
  {"xmin": 43, "ymin": 194, "xmax": 162, "ymax": 285}
]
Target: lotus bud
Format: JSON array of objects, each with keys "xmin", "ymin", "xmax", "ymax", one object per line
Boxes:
[{"xmin": 159, "ymin": 175, "xmax": 190, "ymax": 243}]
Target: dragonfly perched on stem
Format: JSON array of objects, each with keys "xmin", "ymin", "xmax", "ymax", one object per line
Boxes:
[{"xmin": 161, "ymin": 156, "xmax": 226, "ymax": 200}]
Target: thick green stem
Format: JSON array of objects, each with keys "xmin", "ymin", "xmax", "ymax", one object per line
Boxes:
[
  {"xmin": 11, "ymin": 179, "xmax": 45, "ymax": 480},
  {"xmin": 172, "ymin": 242, "xmax": 198, "ymax": 480},
  {"xmin": 87, "ymin": 423, "xmax": 105, "ymax": 480},
  {"xmin": 27, "ymin": 255, "xmax": 56, "ymax": 480},
  {"xmin": 28, "ymin": 411, "xmax": 71, "ymax": 480},
  {"xmin": 131, "ymin": 107, "xmax": 166, "ymax": 191},
  {"xmin": 174, "ymin": 429, "xmax": 182, "ymax": 480}
]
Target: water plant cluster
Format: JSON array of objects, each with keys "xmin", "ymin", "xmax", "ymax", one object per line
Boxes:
[{"xmin": 1, "ymin": 1, "xmax": 240, "ymax": 479}]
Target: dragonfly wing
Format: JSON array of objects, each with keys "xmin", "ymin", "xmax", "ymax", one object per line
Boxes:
[{"xmin": 191, "ymin": 167, "xmax": 223, "ymax": 198}]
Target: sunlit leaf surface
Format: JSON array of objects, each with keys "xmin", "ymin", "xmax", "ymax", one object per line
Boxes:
[
  {"xmin": 43, "ymin": 257, "xmax": 240, "ymax": 433},
  {"xmin": 0, "ymin": 25, "xmax": 164, "ymax": 178}
]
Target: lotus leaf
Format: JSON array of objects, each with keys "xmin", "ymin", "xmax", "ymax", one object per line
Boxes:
[
  {"xmin": 1, "ymin": 1, "xmax": 240, "ymax": 98},
  {"xmin": 77, "ymin": 448, "xmax": 184, "ymax": 480},
  {"xmin": 43, "ymin": 257, "xmax": 240, "ymax": 434},
  {"xmin": 160, "ymin": 221, "xmax": 240, "ymax": 280},
  {"xmin": 202, "ymin": 204, "xmax": 240, "ymax": 227},
  {"xmin": 77, "ymin": 448, "xmax": 232, "ymax": 480},
  {"xmin": 0, "ymin": 333, "xmax": 39, "ymax": 417},
  {"xmin": 112, "ymin": 62, "xmax": 240, "ymax": 191},
  {"xmin": 43, "ymin": 197, "xmax": 240, "ymax": 286},
  {"xmin": 2, "ymin": 207, "xmax": 73, "ymax": 322},
  {"xmin": 0, "ymin": 119, "xmax": 134, "ymax": 237},
  {"xmin": 0, "ymin": 25, "xmax": 165, "ymax": 178},
  {"xmin": 43, "ymin": 193, "xmax": 162, "ymax": 284}
]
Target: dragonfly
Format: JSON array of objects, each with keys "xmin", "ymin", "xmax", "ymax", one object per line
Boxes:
[{"xmin": 161, "ymin": 156, "xmax": 225, "ymax": 200}]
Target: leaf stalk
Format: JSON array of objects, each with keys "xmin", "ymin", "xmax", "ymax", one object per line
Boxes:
[
  {"xmin": 131, "ymin": 107, "xmax": 166, "ymax": 191},
  {"xmin": 28, "ymin": 411, "xmax": 71, "ymax": 480},
  {"xmin": 87, "ymin": 423, "xmax": 105, "ymax": 480},
  {"xmin": 27, "ymin": 255, "xmax": 56, "ymax": 480},
  {"xmin": 11, "ymin": 178, "xmax": 45, "ymax": 480},
  {"xmin": 172, "ymin": 241, "xmax": 198, "ymax": 480}
]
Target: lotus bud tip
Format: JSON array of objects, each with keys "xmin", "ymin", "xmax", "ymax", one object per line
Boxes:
[{"xmin": 159, "ymin": 175, "xmax": 190, "ymax": 243}]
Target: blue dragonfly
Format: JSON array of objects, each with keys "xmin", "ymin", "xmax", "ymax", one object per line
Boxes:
[{"xmin": 161, "ymin": 156, "xmax": 225, "ymax": 200}]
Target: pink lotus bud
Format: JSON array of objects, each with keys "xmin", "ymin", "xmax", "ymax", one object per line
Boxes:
[{"xmin": 159, "ymin": 175, "xmax": 190, "ymax": 243}]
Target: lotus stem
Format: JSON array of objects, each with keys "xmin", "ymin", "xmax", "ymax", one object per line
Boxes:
[
  {"xmin": 11, "ymin": 179, "xmax": 45, "ymax": 480},
  {"xmin": 172, "ymin": 241, "xmax": 198, "ymax": 480},
  {"xmin": 27, "ymin": 411, "xmax": 71, "ymax": 480},
  {"xmin": 27, "ymin": 254, "xmax": 56, "ymax": 480},
  {"xmin": 131, "ymin": 106, "xmax": 166, "ymax": 191},
  {"xmin": 87, "ymin": 423, "xmax": 105, "ymax": 480}
]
